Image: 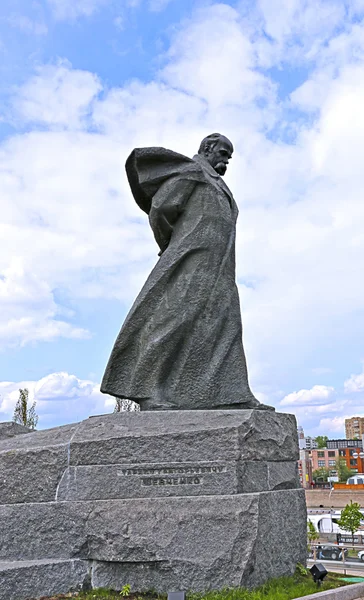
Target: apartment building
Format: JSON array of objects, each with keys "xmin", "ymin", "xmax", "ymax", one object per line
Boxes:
[
  {"xmin": 327, "ymin": 439, "xmax": 364, "ymax": 473},
  {"xmin": 298, "ymin": 449, "xmax": 313, "ymax": 488},
  {"xmin": 345, "ymin": 417, "xmax": 364, "ymax": 440},
  {"xmin": 311, "ymin": 448, "xmax": 339, "ymax": 471}
]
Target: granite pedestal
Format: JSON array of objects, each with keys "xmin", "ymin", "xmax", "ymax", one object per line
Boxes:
[{"xmin": 0, "ymin": 410, "xmax": 307, "ymax": 600}]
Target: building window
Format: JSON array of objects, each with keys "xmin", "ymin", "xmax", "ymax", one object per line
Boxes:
[
  {"xmin": 318, "ymin": 451, "xmax": 325, "ymax": 458},
  {"xmin": 318, "ymin": 460, "xmax": 326, "ymax": 467},
  {"xmin": 339, "ymin": 450, "xmax": 346, "ymax": 457},
  {"xmin": 328, "ymin": 460, "xmax": 336, "ymax": 466},
  {"xmin": 350, "ymin": 459, "xmax": 357, "ymax": 466},
  {"xmin": 328, "ymin": 451, "xmax": 336, "ymax": 457}
]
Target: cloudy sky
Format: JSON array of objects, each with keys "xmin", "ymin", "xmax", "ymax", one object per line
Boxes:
[{"xmin": 0, "ymin": 0, "xmax": 363, "ymax": 436}]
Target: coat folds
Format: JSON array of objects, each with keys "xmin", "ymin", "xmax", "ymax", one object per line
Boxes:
[{"xmin": 101, "ymin": 148, "xmax": 258, "ymax": 410}]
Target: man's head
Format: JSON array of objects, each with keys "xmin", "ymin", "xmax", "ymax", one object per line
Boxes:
[{"xmin": 198, "ymin": 133, "xmax": 234, "ymax": 176}]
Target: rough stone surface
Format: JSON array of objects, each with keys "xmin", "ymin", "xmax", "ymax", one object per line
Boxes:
[
  {"xmin": 0, "ymin": 559, "xmax": 90, "ymax": 600},
  {"xmin": 57, "ymin": 459, "xmax": 299, "ymax": 501},
  {"xmin": 89, "ymin": 490, "xmax": 306, "ymax": 591},
  {"xmin": 0, "ymin": 411, "xmax": 299, "ymax": 504},
  {"xmin": 0, "ymin": 423, "xmax": 77, "ymax": 504},
  {"xmin": 245, "ymin": 487, "xmax": 307, "ymax": 588},
  {"xmin": 0, "ymin": 421, "xmax": 32, "ymax": 440},
  {"xmin": 71, "ymin": 411, "xmax": 299, "ymax": 465},
  {"xmin": 238, "ymin": 461, "xmax": 300, "ymax": 493},
  {"xmin": 57, "ymin": 461, "xmax": 237, "ymax": 501},
  {"xmin": 0, "ymin": 410, "xmax": 306, "ymax": 596},
  {"xmin": 0, "ymin": 490, "xmax": 306, "ymax": 580},
  {"xmin": 101, "ymin": 139, "xmax": 271, "ymax": 411}
]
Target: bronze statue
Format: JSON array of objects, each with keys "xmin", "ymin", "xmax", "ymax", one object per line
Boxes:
[{"xmin": 101, "ymin": 134, "xmax": 273, "ymax": 411}]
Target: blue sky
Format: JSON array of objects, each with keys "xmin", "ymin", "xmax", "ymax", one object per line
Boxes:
[{"xmin": 1, "ymin": 0, "xmax": 364, "ymax": 436}]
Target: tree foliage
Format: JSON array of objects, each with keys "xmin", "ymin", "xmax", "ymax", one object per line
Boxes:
[
  {"xmin": 312, "ymin": 467, "xmax": 329, "ymax": 482},
  {"xmin": 114, "ymin": 398, "xmax": 140, "ymax": 413},
  {"xmin": 13, "ymin": 388, "xmax": 38, "ymax": 429},
  {"xmin": 338, "ymin": 501, "xmax": 362, "ymax": 544},
  {"xmin": 336, "ymin": 457, "xmax": 353, "ymax": 483},
  {"xmin": 315, "ymin": 435, "xmax": 328, "ymax": 449},
  {"xmin": 307, "ymin": 520, "xmax": 319, "ymax": 544}
]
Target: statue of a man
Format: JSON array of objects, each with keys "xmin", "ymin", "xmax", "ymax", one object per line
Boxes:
[{"xmin": 101, "ymin": 134, "xmax": 273, "ymax": 411}]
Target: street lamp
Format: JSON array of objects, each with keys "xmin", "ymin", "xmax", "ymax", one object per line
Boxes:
[{"xmin": 352, "ymin": 452, "xmax": 364, "ymax": 459}]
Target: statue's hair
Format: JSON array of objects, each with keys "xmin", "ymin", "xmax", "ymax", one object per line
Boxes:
[{"xmin": 198, "ymin": 133, "xmax": 232, "ymax": 155}]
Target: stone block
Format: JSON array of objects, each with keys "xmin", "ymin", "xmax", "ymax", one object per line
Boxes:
[
  {"xmin": 57, "ymin": 461, "xmax": 237, "ymax": 501},
  {"xmin": 245, "ymin": 487, "xmax": 307, "ymax": 587},
  {"xmin": 0, "ymin": 422, "xmax": 32, "ymax": 440},
  {"xmin": 57, "ymin": 459, "xmax": 299, "ymax": 501},
  {"xmin": 0, "ymin": 501, "xmax": 90, "ymax": 561},
  {"xmin": 0, "ymin": 410, "xmax": 306, "ymax": 594},
  {"xmin": 89, "ymin": 490, "xmax": 307, "ymax": 591},
  {"xmin": 70, "ymin": 411, "xmax": 299, "ymax": 466},
  {"xmin": 0, "ymin": 411, "xmax": 299, "ymax": 504},
  {"xmin": 0, "ymin": 423, "xmax": 77, "ymax": 504},
  {"xmin": 0, "ymin": 559, "xmax": 90, "ymax": 600},
  {"xmin": 0, "ymin": 489, "xmax": 306, "ymax": 590},
  {"xmin": 238, "ymin": 461, "xmax": 300, "ymax": 493}
]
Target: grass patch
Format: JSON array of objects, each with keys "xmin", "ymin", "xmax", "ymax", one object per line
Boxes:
[{"xmin": 37, "ymin": 570, "xmax": 358, "ymax": 600}]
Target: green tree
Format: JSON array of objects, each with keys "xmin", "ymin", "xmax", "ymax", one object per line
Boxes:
[
  {"xmin": 114, "ymin": 398, "xmax": 139, "ymax": 412},
  {"xmin": 336, "ymin": 457, "xmax": 353, "ymax": 483},
  {"xmin": 312, "ymin": 467, "xmax": 329, "ymax": 483},
  {"xmin": 307, "ymin": 520, "xmax": 319, "ymax": 544},
  {"xmin": 337, "ymin": 500, "xmax": 362, "ymax": 545},
  {"xmin": 316, "ymin": 435, "xmax": 328, "ymax": 449},
  {"xmin": 13, "ymin": 388, "xmax": 38, "ymax": 430}
]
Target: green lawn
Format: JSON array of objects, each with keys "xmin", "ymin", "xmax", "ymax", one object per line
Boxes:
[{"xmin": 42, "ymin": 570, "xmax": 356, "ymax": 600}]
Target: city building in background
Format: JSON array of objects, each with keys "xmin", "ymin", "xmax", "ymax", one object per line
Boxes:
[
  {"xmin": 345, "ymin": 416, "xmax": 364, "ymax": 439},
  {"xmin": 326, "ymin": 439, "xmax": 364, "ymax": 473},
  {"xmin": 298, "ymin": 449, "xmax": 313, "ymax": 488},
  {"xmin": 296, "ymin": 424, "xmax": 364, "ymax": 488},
  {"xmin": 297, "ymin": 427, "xmax": 318, "ymax": 450},
  {"xmin": 327, "ymin": 438, "xmax": 363, "ymax": 449},
  {"xmin": 311, "ymin": 448, "xmax": 339, "ymax": 471}
]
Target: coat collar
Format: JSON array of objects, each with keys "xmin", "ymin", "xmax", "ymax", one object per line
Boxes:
[{"xmin": 192, "ymin": 154, "xmax": 233, "ymax": 203}]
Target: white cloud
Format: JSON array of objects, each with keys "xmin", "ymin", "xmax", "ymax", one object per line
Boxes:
[
  {"xmin": 280, "ymin": 385, "xmax": 335, "ymax": 406},
  {"xmin": 0, "ymin": 259, "xmax": 89, "ymax": 349},
  {"xmin": 46, "ymin": 0, "xmax": 110, "ymax": 20},
  {"xmin": 344, "ymin": 363, "xmax": 364, "ymax": 393},
  {"xmin": 1, "ymin": 2, "xmax": 364, "ymax": 436},
  {"xmin": 318, "ymin": 415, "xmax": 347, "ymax": 434},
  {"xmin": 13, "ymin": 62, "xmax": 101, "ymax": 129},
  {"xmin": 7, "ymin": 15, "xmax": 48, "ymax": 35},
  {"xmin": 160, "ymin": 4, "xmax": 275, "ymax": 114},
  {"xmin": 253, "ymin": 0, "xmax": 346, "ymax": 63},
  {"xmin": 0, "ymin": 372, "xmax": 115, "ymax": 428},
  {"xmin": 149, "ymin": 0, "xmax": 173, "ymax": 11}
]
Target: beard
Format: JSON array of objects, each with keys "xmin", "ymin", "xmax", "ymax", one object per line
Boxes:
[{"xmin": 214, "ymin": 162, "xmax": 227, "ymax": 176}]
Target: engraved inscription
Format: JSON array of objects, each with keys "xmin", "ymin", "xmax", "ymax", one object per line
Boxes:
[
  {"xmin": 116, "ymin": 463, "xmax": 227, "ymax": 488},
  {"xmin": 142, "ymin": 476, "xmax": 202, "ymax": 487},
  {"xmin": 117, "ymin": 465, "xmax": 227, "ymax": 477}
]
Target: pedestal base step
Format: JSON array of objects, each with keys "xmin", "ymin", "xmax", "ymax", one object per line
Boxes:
[{"xmin": 0, "ymin": 559, "xmax": 90, "ymax": 600}]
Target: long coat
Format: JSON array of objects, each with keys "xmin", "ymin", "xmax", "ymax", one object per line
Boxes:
[{"xmin": 101, "ymin": 148, "xmax": 258, "ymax": 410}]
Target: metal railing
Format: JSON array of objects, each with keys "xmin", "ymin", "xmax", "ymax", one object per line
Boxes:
[{"xmin": 308, "ymin": 542, "xmax": 364, "ymax": 576}]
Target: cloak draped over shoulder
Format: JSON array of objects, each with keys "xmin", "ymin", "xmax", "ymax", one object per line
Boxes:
[{"xmin": 101, "ymin": 147, "xmax": 258, "ymax": 410}]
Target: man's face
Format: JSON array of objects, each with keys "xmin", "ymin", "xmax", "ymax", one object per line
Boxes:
[{"xmin": 206, "ymin": 138, "xmax": 233, "ymax": 176}]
